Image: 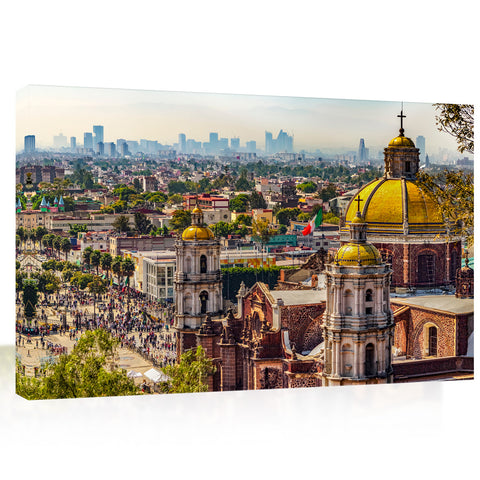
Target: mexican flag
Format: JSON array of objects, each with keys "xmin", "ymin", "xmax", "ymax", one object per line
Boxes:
[{"xmin": 302, "ymin": 208, "xmax": 323, "ymax": 236}]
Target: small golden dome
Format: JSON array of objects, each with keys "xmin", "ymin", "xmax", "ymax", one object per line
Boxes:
[
  {"xmin": 334, "ymin": 243, "xmax": 382, "ymax": 266},
  {"xmin": 388, "ymin": 135, "xmax": 415, "ymax": 147},
  {"xmin": 181, "ymin": 226, "xmax": 214, "ymax": 241},
  {"xmin": 192, "ymin": 206, "xmax": 202, "ymax": 214}
]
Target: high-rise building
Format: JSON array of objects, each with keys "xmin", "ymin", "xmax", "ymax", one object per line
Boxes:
[
  {"xmin": 70, "ymin": 137, "xmax": 76, "ymax": 150},
  {"xmin": 230, "ymin": 138, "xmax": 240, "ymax": 150},
  {"xmin": 24, "ymin": 135, "xmax": 35, "ymax": 153},
  {"xmin": 93, "ymin": 125, "xmax": 104, "ymax": 146},
  {"xmin": 178, "ymin": 133, "xmax": 186, "ymax": 152},
  {"xmin": 84, "ymin": 132, "xmax": 93, "ymax": 150},
  {"xmin": 54, "ymin": 133, "xmax": 68, "ymax": 149},
  {"xmin": 116, "ymin": 138, "xmax": 126, "ymax": 150},
  {"xmin": 105, "ymin": 142, "xmax": 116, "ymax": 156},
  {"xmin": 416, "ymin": 135, "xmax": 426, "ymax": 164},
  {"xmin": 96, "ymin": 142, "xmax": 104, "ymax": 155},
  {"xmin": 120, "ymin": 142, "xmax": 129, "ymax": 156},
  {"xmin": 246, "ymin": 140, "xmax": 256, "ymax": 153},
  {"xmin": 357, "ymin": 138, "xmax": 367, "ymax": 164},
  {"xmin": 265, "ymin": 131, "xmax": 273, "ymax": 153}
]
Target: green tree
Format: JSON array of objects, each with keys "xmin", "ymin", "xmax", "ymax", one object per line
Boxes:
[
  {"xmin": 82, "ymin": 246, "xmax": 94, "ymax": 272},
  {"xmin": 22, "ymin": 279, "xmax": 38, "ymax": 320},
  {"xmin": 249, "ymin": 191, "xmax": 267, "ymax": 209},
  {"xmin": 229, "ymin": 194, "xmax": 250, "ymax": 213},
  {"xmin": 53, "ymin": 236, "xmax": 63, "ymax": 260},
  {"xmin": 298, "ymin": 181, "xmax": 317, "ymax": 193},
  {"xmin": 276, "ymin": 207, "xmax": 301, "ymax": 226},
  {"xmin": 90, "ymin": 249, "xmax": 102, "ymax": 275},
  {"xmin": 134, "ymin": 212, "xmax": 153, "ymax": 235},
  {"xmin": 170, "ymin": 210, "xmax": 192, "ymax": 232},
  {"xmin": 61, "ymin": 237, "xmax": 72, "ymax": 261},
  {"xmin": 100, "ymin": 253, "xmax": 112, "ymax": 279},
  {"xmin": 433, "ymin": 104, "xmax": 474, "ymax": 154},
  {"xmin": 417, "ymin": 169, "xmax": 473, "ymax": 247},
  {"xmin": 168, "ymin": 180, "xmax": 188, "ymax": 195},
  {"xmin": 235, "ymin": 170, "xmax": 253, "ymax": 191},
  {"xmin": 16, "ymin": 329, "xmax": 138, "ymax": 400},
  {"xmin": 112, "ymin": 215, "xmax": 131, "ymax": 233},
  {"xmin": 112, "ymin": 256, "xmax": 124, "ymax": 287},
  {"xmin": 161, "ymin": 345, "xmax": 215, "ymax": 394}
]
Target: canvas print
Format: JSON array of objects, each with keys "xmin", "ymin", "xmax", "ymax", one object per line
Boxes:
[{"xmin": 15, "ymin": 86, "xmax": 474, "ymax": 399}]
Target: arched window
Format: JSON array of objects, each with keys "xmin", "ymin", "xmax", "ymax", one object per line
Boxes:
[
  {"xmin": 365, "ymin": 289, "xmax": 373, "ymax": 302},
  {"xmin": 365, "ymin": 343, "xmax": 375, "ymax": 376},
  {"xmin": 342, "ymin": 343, "xmax": 353, "ymax": 377},
  {"xmin": 185, "ymin": 256, "xmax": 192, "ymax": 273},
  {"xmin": 428, "ymin": 326, "xmax": 437, "ymax": 356},
  {"xmin": 344, "ymin": 289, "xmax": 353, "ymax": 316},
  {"xmin": 199, "ymin": 291, "xmax": 208, "ymax": 314},
  {"xmin": 418, "ymin": 253, "xmax": 436, "ymax": 285},
  {"xmin": 200, "ymin": 254, "xmax": 207, "ymax": 274},
  {"xmin": 184, "ymin": 294, "xmax": 192, "ymax": 314}
]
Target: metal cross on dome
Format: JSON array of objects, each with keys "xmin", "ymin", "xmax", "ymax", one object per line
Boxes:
[
  {"xmin": 397, "ymin": 103, "xmax": 406, "ymax": 134},
  {"xmin": 355, "ymin": 195, "xmax": 363, "ymax": 213}
]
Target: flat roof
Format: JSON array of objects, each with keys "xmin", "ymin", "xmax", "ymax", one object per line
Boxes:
[
  {"xmin": 269, "ymin": 289, "xmax": 326, "ymax": 306},
  {"xmin": 391, "ymin": 295, "xmax": 474, "ymax": 315}
]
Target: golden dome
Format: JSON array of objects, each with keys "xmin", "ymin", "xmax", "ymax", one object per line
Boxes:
[
  {"xmin": 343, "ymin": 178, "xmax": 444, "ymax": 235},
  {"xmin": 388, "ymin": 135, "xmax": 415, "ymax": 147},
  {"xmin": 192, "ymin": 206, "xmax": 202, "ymax": 214},
  {"xmin": 181, "ymin": 226, "xmax": 214, "ymax": 241},
  {"xmin": 334, "ymin": 242, "xmax": 381, "ymax": 266},
  {"xmin": 351, "ymin": 213, "xmax": 365, "ymax": 223}
]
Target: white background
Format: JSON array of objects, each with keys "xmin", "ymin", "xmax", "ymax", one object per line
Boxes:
[{"xmin": 1, "ymin": 2, "xmax": 478, "ymax": 479}]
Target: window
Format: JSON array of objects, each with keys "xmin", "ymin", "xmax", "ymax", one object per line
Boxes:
[
  {"xmin": 200, "ymin": 255, "xmax": 207, "ymax": 274},
  {"xmin": 365, "ymin": 343, "xmax": 375, "ymax": 376},
  {"xmin": 418, "ymin": 254, "xmax": 436, "ymax": 285},
  {"xmin": 200, "ymin": 291, "xmax": 208, "ymax": 314},
  {"xmin": 365, "ymin": 289, "xmax": 373, "ymax": 302},
  {"xmin": 428, "ymin": 326, "xmax": 437, "ymax": 356}
]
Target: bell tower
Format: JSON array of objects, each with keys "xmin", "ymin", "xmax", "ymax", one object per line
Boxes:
[
  {"xmin": 322, "ymin": 204, "xmax": 395, "ymax": 386},
  {"xmin": 174, "ymin": 205, "xmax": 223, "ymax": 354}
]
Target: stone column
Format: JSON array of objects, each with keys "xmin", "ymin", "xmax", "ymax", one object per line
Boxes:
[
  {"xmin": 354, "ymin": 285, "xmax": 362, "ymax": 316},
  {"xmin": 334, "ymin": 339, "xmax": 341, "ymax": 377},
  {"xmin": 353, "ymin": 340, "xmax": 360, "ymax": 378},
  {"xmin": 359, "ymin": 341, "xmax": 366, "ymax": 377}
]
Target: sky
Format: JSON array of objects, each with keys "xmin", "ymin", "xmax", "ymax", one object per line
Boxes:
[{"xmin": 16, "ymin": 85, "xmax": 462, "ymax": 157}]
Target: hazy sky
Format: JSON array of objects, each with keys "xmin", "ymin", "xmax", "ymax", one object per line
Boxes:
[{"xmin": 16, "ymin": 85, "xmax": 461, "ymax": 156}]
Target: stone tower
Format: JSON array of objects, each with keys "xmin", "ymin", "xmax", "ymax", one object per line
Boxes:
[
  {"xmin": 174, "ymin": 205, "xmax": 223, "ymax": 354},
  {"xmin": 322, "ymin": 207, "xmax": 395, "ymax": 386}
]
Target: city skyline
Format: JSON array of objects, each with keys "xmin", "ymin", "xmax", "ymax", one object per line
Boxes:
[{"xmin": 16, "ymin": 85, "xmax": 462, "ymax": 156}]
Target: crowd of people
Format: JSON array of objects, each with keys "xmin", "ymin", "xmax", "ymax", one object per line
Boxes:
[{"xmin": 16, "ymin": 284, "xmax": 178, "ymax": 370}]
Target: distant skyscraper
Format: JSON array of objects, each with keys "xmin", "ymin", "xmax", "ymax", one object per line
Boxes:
[
  {"xmin": 105, "ymin": 142, "xmax": 116, "ymax": 156},
  {"xmin": 53, "ymin": 133, "xmax": 68, "ymax": 149},
  {"xmin": 230, "ymin": 137, "xmax": 240, "ymax": 150},
  {"xmin": 24, "ymin": 135, "xmax": 35, "ymax": 153},
  {"xmin": 416, "ymin": 136, "xmax": 426, "ymax": 164},
  {"xmin": 120, "ymin": 142, "xmax": 129, "ymax": 156},
  {"xmin": 84, "ymin": 132, "xmax": 93, "ymax": 150},
  {"xmin": 70, "ymin": 137, "xmax": 76, "ymax": 150},
  {"xmin": 178, "ymin": 133, "xmax": 186, "ymax": 152},
  {"xmin": 246, "ymin": 140, "xmax": 256, "ymax": 153},
  {"xmin": 265, "ymin": 131, "xmax": 273, "ymax": 153},
  {"xmin": 116, "ymin": 138, "xmax": 126, "ymax": 150},
  {"xmin": 425, "ymin": 154, "xmax": 430, "ymax": 168},
  {"xmin": 93, "ymin": 125, "xmax": 104, "ymax": 146},
  {"xmin": 357, "ymin": 138, "xmax": 367, "ymax": 164}
]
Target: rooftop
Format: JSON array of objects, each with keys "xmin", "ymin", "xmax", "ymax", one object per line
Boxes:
[
  {"xmin": 269, "ymin": 289, "xmax": 326, "ymax": 306},
  {"xmin": 391, "ymin": 295, "xmax": 474, "ymax": 315}
]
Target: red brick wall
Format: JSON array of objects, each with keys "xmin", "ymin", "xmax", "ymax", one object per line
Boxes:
[
  {"xmin": 280, "ymin": 304, "xmax": 325, "ymax": 352},
  {"xmin": 374, "ymin": 240, "xmax": 461, "ymax": 287}
]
